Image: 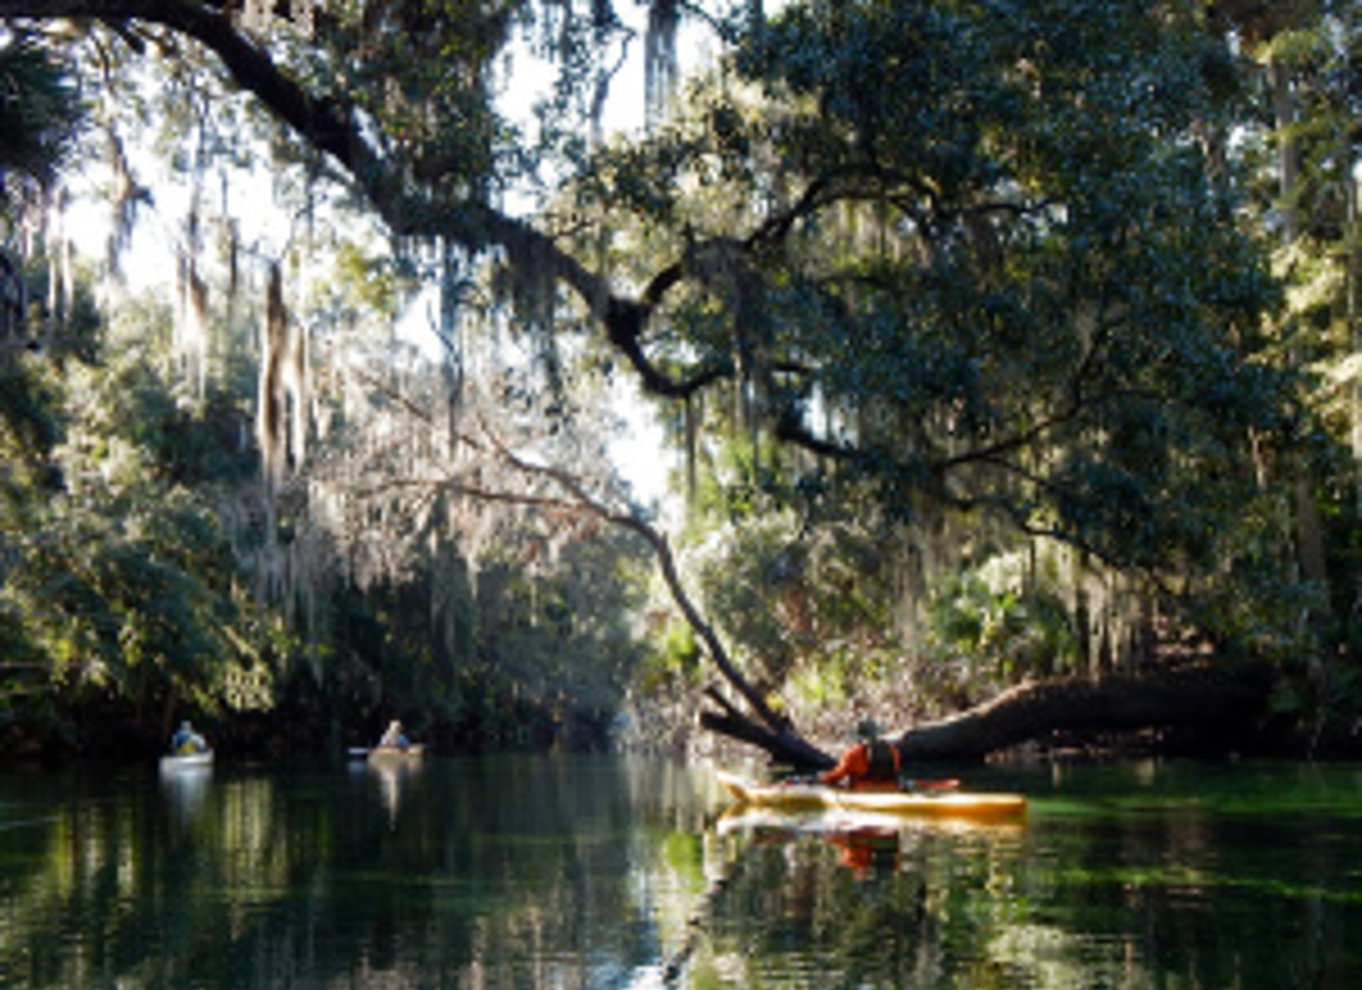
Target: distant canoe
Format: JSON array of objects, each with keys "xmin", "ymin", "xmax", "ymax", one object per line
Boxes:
[
  {"xmin": 349, "ymin": 744, "xmax": 426, "ymax": 763},
  {"xmin": 159, "ymin": 750, "xmax": 214, "ymax": 772}
]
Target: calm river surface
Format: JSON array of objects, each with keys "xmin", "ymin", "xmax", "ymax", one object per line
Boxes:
[{"xmin": 1, "ymin": 755, "xmax": 1359, "ymax": 989}]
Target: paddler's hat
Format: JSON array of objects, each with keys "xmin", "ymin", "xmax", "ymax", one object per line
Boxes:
[{"xmin": 855, "ymin": 718, "xmax": 882, "ymax": 741}]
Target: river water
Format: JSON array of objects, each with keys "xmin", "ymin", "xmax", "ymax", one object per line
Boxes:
[{"xmin": 0, "ymin": 754, "xmax": 1358, "ymax": 989}]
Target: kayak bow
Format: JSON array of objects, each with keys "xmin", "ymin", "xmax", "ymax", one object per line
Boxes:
[{"xmin": 716, "ymin": 771, "xmax": 1026, "ymax": 823}]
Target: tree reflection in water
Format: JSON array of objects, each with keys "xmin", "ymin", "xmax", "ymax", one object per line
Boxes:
[
  {"xmin": 0, "ymin": 758, "xmax": 1359, "ymax": 989},
  {"xmin": 704, "ymin": 810, "xmax": 1028, "ymax": 989},
  {"xmin": 159, "ymin": 761, "xmax": 212, "ymax": 828}
]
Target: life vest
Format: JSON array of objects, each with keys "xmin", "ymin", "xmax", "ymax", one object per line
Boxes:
[{"xmin": 863, "ymin": 739, "xmax": 902, "ymax": 781}]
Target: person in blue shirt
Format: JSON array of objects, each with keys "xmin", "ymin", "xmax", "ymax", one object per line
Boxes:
[
  {"xmin": 377, "ymin": 719, "xmax": 410, "ymax": 750},
  {"xmin": 170, "ymin": 720, "xmax": 208, "ymax": 754}
]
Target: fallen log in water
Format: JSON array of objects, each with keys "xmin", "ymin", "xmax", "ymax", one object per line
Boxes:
[{"xmin": 701, "ymin": 662, "xmax": 1276, "ymax": 768}]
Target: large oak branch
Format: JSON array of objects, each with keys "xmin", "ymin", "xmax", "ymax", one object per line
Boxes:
[
  {"xmin": 895, "ymin": 662, "xmax": 1275, "ymax": 761},
  {"xmin": 0, "ymin": 0, "xmax": 727, "ymax": 400},
  {"xmin": 698, "ymin": 662, "xmax": 1275, "ymax": 769},
  {"xmin": 473, "ymin": 425, "xmax": 830, "ymax": 768}
]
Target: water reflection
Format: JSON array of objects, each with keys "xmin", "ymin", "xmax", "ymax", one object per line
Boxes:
[
  {"xmin": 826, "ymin": 826, "xmax": 900, "ymax": 877},
  {"xmin": 0, "ymin": 758, "xmax": 1360, "ymax": 989},
  {"xmin": 351, "ymin": 754, "xmax": 422, "ymax": 825},
  {"xmin": 159, "ymin": 761, "xmax": 212, "ymax": 826},
  {"xmin": 717, "ymin": 803, "xmax": 1028, "ymax": 880},
  {"xmin": 705, "ymin": 802, "xmax": 1034, "ymax": 989}
]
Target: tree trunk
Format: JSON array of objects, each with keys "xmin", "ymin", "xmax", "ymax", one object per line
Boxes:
[
  {"xmin": 894, "ymin": 662, "xmax": 1274, "ymax": 761},
  {"xmin": 477, "ymin": 423, "xmax": 835, "ymax": 769},
  {"xmin": 702, "ymin": 662, "xmax": 1275, "ymax": 768},
  {"xmin": 1269, "ymin": 56, "xmax": 1333, "ymax": 711}
]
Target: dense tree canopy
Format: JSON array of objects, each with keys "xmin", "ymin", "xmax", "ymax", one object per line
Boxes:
[{"xmin": 0, "ymin": 0, "xmax": 1358, "ymax": 760}]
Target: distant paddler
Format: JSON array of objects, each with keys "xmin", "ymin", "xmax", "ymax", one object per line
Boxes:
[
  {"xmin": 364, "ymin": 720, "xmax": 425, "ymax": 762},
  {"xmin": 161, "ymin": 719, "xmax": 213, "ymax": 771},
  {"xmin": 170, "ymin": 719, "xmax": 209, "ymax": 756},
  {"xmin": 378, "ymin": 719, "xmax": 410, "ymax": 750}
]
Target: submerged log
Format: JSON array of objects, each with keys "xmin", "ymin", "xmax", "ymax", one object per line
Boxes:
[{"xmin": 701, "ymin": 661, "xmax": 1276, "ymax": 768}]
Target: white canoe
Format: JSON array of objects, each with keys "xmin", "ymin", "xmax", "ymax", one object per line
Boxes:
[{"xmin": 159, "ymin": 750, "xmax": 214, "ymax": 772}]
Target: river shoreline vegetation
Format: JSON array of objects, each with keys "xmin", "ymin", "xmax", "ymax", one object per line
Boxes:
[{"xmin": 0, "ymin": 1, "xmax": 1359, "ymax": 767}]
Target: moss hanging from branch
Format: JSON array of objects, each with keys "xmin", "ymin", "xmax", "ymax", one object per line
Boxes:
[
  {"xmin": 644, "ymin": 0, "xmax": 678, "ymax": 126},
  {"xmin": 257, "ymin": 260, "xmax": 306, "ymax": 497},
  {"xmin": 175, "ymin": 252, "xmax": 209, "ymax": 398},
  {"xmin": 103, "ymin": 121, "xmax": 147, "ymax": 275}
]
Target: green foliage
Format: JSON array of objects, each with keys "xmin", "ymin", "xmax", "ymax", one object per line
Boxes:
[
  {"xmin": 583, "ymin": 0, "xmax": 1340, "ymax": 698},
  {"xmin": 329, "ymin": 239, "xmax": 406, "ymax": 323},
  {"xmin": 1226, "ymin": 0, "xmax": 1362, "ymax": 677},
  {"xmin": 5, "ymin": 493, "xmax": 273, "ymax": 710},
  {"xmin": 0, "ymin": 319, "xmax": 285, "ymax": 752},
  {"xmin": 7, "ymin": 0, "xmax": 1362, "ymax": 753},
  {"xmin": 468, "ymin": 529, "xmax": 648, "ymax": 738},
  {"xmin": 321, "ymin": 514, "xmax": 651, "ymax": 750},
  {"xmin": 0, "ymin": 38, "xmax": 84, "ymax": 191},
  {"xmin": 0, "ymin": 360, "xmax": 62, "ymax": 497},
  {"xmin": 691, "ymin": 510, "xmax": 803, "ymax": 683},
  {"xmin": 925, "ymin": 553, "xmax": 1079, "ymax": 684},
  {"xmin": 680, "ymin": 457, "xmax": 919, "ymax": 713},
  {"xmin": 292, "ymin": 0, "xmax": 515, "ymax": 190},
  {"xmin": 635, "ymin": 619, "xmax": 702, "ymax": 695},
  {"xmin": 747, "ymin": 1, "xmax": 1279, "ymax": 557}
]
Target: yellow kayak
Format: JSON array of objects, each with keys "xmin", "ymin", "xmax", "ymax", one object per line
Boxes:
[
  {"xmin": 717, "ymin": 771, "xmax": 1026, "ymax": 824},
  {"xmin": 350, "ymin": 744, "xmax": 426, "ymax": 763}
]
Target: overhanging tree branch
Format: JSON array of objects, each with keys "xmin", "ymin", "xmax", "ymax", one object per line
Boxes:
[
  {"xmin": 473, "ymin": 421, "xmax": 829, "ymax": 766},
  {"xmin": 342, "ymin": 362, "xmax": 832, "ymax": 764},
  {"xmin": 6, "ymin": 1, "xmax": 1113, "ymax": 540},
  {"xmin": 0, "ymin": 0, "xmax": 731, "ymax": 396}
]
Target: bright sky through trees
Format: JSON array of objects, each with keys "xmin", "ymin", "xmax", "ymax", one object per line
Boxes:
[{"xmin": 59, "ymin": 1, "xmax": 705, "ymax": 507}]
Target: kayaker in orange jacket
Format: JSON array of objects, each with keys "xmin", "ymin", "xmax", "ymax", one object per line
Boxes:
[
  {"xmin": 819, "ymin": 720, "xmax": 902, "ymax": 791},
  {"xmin": 829, "ymin": 827, "xmax": 900, "ymax": 878}
]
